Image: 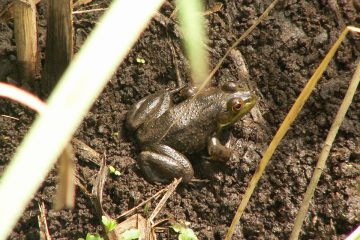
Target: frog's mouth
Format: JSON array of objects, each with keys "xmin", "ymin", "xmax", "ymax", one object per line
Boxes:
[{"xmin": 218, "ymin": 92, "xmax": 257, "ymax": 129}]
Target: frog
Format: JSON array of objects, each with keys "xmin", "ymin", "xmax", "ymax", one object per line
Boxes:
[{"xmin": 126, "ymin": 82, "xmax": 256, "ymax": 183}]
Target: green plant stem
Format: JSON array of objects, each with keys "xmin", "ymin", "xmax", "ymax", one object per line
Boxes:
[{"xmin": 176, "ymin": 0, "xmax": 208, "ymax": 88}]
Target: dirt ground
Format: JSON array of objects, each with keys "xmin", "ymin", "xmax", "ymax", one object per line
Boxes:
[{"xmin": 0, "ymin": 0, "xmax": 359, "ymax": 239}]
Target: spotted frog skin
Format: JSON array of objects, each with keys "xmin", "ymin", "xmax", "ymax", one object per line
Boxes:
[{"xmin": 126, "ymin": 82, "xmax": 256, "ymax": 183}]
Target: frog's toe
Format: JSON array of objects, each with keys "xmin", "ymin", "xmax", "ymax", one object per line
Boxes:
[{"xmin": 138, "ymin": 145, "xmax": 194, "ymax": 183}]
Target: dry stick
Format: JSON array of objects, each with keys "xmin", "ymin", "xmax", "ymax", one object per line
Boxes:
[
  {"xmin": 113, "ymin": 179, "xmax": 181, "ymax": 240},
  {"xmin": 54, "ymin": 144, "xmax": 75, "ymax": 210},
  {"xmin": 72, "ymin": 138, "xmax": 101, "ymax": 166},
  {"xmin": 73, "ymin": 8, "xmax": 106, "ymax": 14},
  {"xmin": 115, "ymin": 188, "xmax": 168, "ymax": 221},
  {"xmin": 37, "ymin": 202, "xmax": 52, "ymax": 240},
  {"xmin": 203, "ymin": 2, "xmax": 223, "ymax": 16},
  {"xmin": 0, "ymin": 115, "xmax": 20, "ymax": 120},
  {"xmin": 43, "ymin": 0, "xmax": 73, "ymax": 92},
  {"xmin": 290, "ymin": 59, "xmax": 360, "ymax": 240},
  {"xmin": 225, "ymin": 26, "xmax": 360, "ymax": 240},
  {"xmin": 91, "ymin": 156, "xmax": 109, "ymax": 219},
  {"xmin": 90, "ymin": 156, "xmax": 120, "ymax": 240},
  {"xmin": 116, "ymin": 179, "xmax": 181, "ymax": 221},
  {"xmin": 0, "ymin": 0, "xmax": 41, "ymax": 22},
  {"xmin": 148, "ymin": 178, "xmax": 182, "ymax": 223},
  {"xmin": 167, "ymin": 38, "xmax": 184, "ymax": 87},
  {"xmin": 13, "ymin": 0, "xmax": 38, "ymax": 81}
]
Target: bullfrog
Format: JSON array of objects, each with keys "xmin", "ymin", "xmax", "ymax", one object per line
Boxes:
[{"xmin": 126, "ymin": 82, "xmax": 256, "ymax": 183}]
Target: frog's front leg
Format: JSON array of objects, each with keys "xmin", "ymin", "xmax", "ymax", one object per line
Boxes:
[
  {"xmin": 126, "ymin": 90, "xmax": 172, "ymax": 131},
  {"xmin": 138, "ymin": 144, "xmax": 194, "ymax": 183},
  {"xmin": 207, "ymin": 136, "xmax": 233, "ymax": 162}
]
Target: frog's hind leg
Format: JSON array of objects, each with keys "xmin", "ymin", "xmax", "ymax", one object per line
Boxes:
[
  {"xmin": 126, "ymin": 90, "xmax": 172, "ymax": 131},
  {"xmin": 138, "ymin": 144, "xmax": 194, "ymax": 183}
]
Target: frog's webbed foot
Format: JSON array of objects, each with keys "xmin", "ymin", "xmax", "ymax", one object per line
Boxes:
[
  {"xmin": 138, "ymin": 144, "xmax": 194, "ymax": 183},
  {"xmin": 126, "ymin": 90, "xmax": 172, "ymax": 131},
  {"xmin": 207, "ymin": 136, "xmax": 233, "ymax": 162}
]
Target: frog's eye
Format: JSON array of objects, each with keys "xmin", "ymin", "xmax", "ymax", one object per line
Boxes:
[{"xmin": 228, "ymin": 98, "xmax": 244, "ymax": 113}]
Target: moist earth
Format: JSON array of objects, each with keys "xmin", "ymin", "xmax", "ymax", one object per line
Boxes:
[{"xmin": 0, "ymin": 0, "xmax": 359, "ymax": 239}]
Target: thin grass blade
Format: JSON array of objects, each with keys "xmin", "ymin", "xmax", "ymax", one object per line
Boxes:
[
  {"xmin": 225, "ymin": 26, "xmax": 360, "ymax": 240},
  {"xmin": 290, "ymin": 57, "xmax": 360, "ymax": 239}
]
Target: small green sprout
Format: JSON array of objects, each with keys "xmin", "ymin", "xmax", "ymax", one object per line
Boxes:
[
  {"xmin": 121, "ymin": 228, "xmax": 140, "ymax": 240},
  {"xmin": 102, "ymin": 216, "xmax": 117, "ymax": 232},
  {"xmin": 143, "ymin": 202, "xmax": 151, "ymax": 216},
  {"xmin": 108, "ymin": 165, "xmax": 121, "ymax": 176},
  {"xmin": 136, "ymin": 57, "xmax": 145, "ymax": 64},
  {"xmin": 78, "ymin": 233, "xmax": 104, "ymax": 240},
  {"xmin": 171, "ymin": 223, "xmax": 198, "ymax": 240}
]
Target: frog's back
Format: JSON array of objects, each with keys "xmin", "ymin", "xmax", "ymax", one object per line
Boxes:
[
  {"xmin": 162, "ymin": 100, "xmax": 221, "ymax": 153},
  {"xmin": 137, "ymin": 89, "xmax": 225, "ymax": 154}
]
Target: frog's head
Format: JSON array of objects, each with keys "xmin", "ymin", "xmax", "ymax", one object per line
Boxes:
[{"xmin": 217, "ymin": 82, "xmax": 257, "ymax": 129}]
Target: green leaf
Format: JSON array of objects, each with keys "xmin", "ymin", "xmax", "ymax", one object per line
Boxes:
[
  {"xmin": 101, "ymin": 216, "xmax": 117, "ymax": 232},
  {"xmin": 109, "ymin": 166, "xmax": 121, "ymax": 176},
  {"xmin": 179, "ymin": 228, "xmax": 198, "ymax": 240},
  {"xmin": 121, "ymin": 228, "xmax": 141, "ymax": 240},
  {"xmin": 170, "ymin": 223, "xmax": 182, "ymax": 233},
  {"xmin": 143, "ymin": 202, "xmax": 151, "ymax": 216},
  {"xmin": 85, "ymin": 233, "xmax": 104, "ymax": 240},
  {"xmin": 171, "ymin": 223, "xmax": 198, "ymax": 240},
  {"xmin": 109, "ymin": 165, "xmax": 116, "ymax": 173},
  {"xmin": 136, "ymin": 57, "xmax": 145, "ymax": 64}
]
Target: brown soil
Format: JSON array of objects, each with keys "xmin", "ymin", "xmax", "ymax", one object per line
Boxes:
[{"xmin": 1, "ymin": 0, "xmax": 359, "ymax": 239}]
